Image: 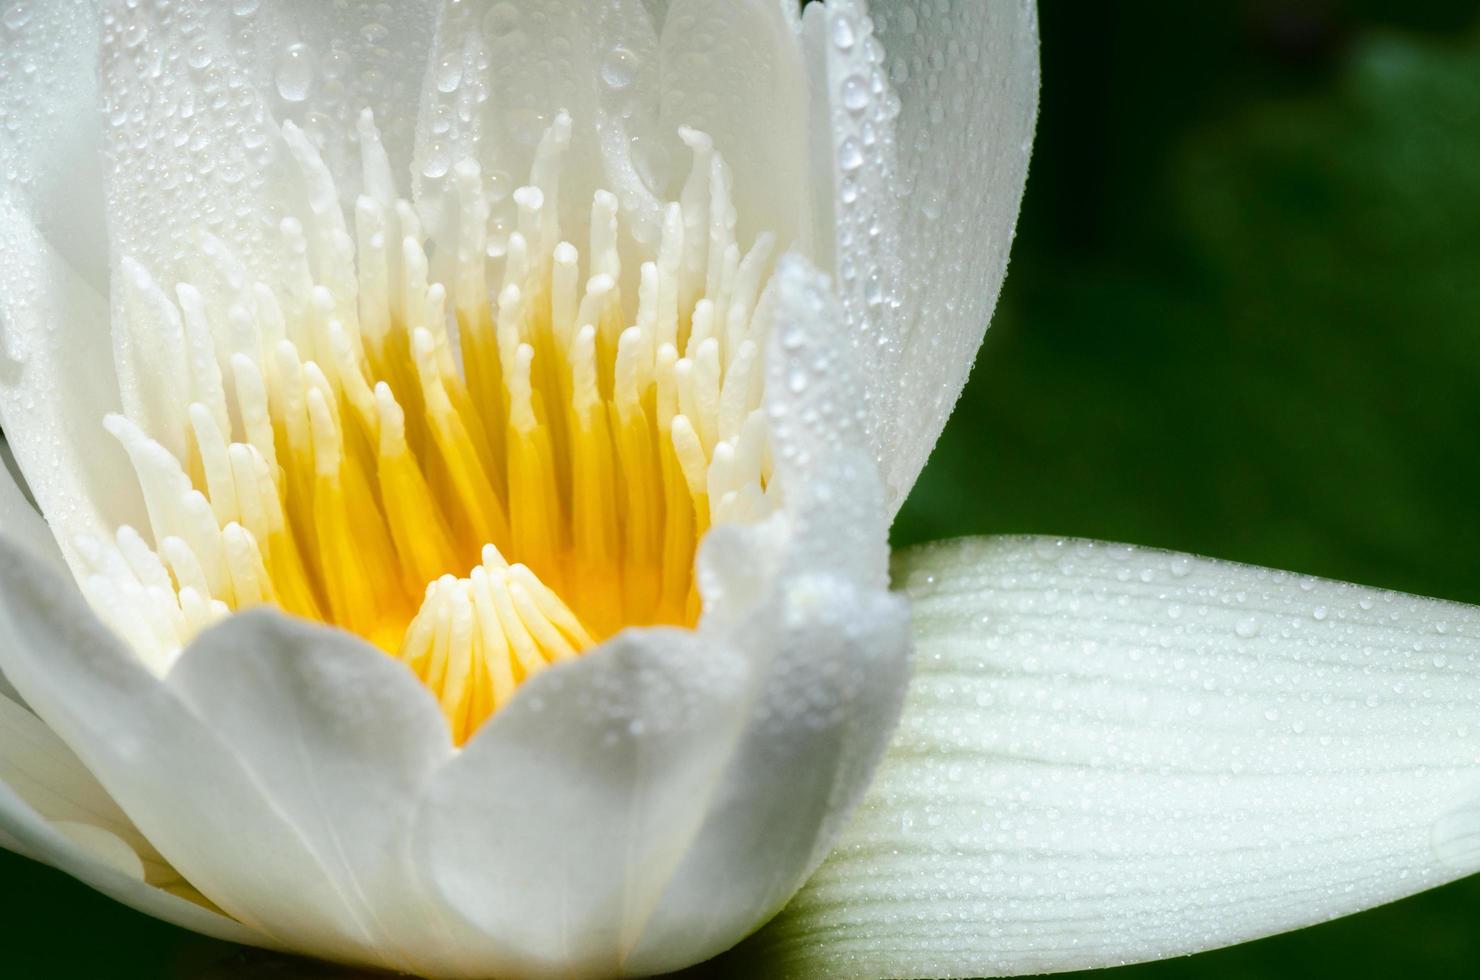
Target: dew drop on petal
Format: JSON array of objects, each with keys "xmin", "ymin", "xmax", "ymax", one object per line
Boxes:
[
  {"xmin": 841, "ymin": 74, "xmax": 869, "ymax": 113},
  {"xmin": 434, "ymin": 53, "xmax": 462, "ymax": 94},
  {"xmin": 3, "ymin": 3, "xmax": 33, "ymax": 31},
  {"xmin": 838, "ymin": 137, "xmax": 864, "ymax": 173},
  {"xmin": 275, "ymin": 43, "xmax": 315, "ymax": 103},
  {"xmin": 831, "ymin": 14, "xmax": 856, "ymax": 51},
  {"xmin": 601, "ymin": 47, "xmax": 639, "ymax": 91},
  {"xmin": 422, "ymin": 140, "xmax": 451, "ymax": 179}
]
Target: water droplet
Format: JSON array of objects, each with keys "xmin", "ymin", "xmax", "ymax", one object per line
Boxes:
[
  {"xmin": 484, "ymin": 2, "xmax": 520, "ymax": 38},
  {"xmin": 421, "ymin": 140, "xmax": 451, "ymax": 179},
  {"xmin": 841, "ymin": 74, "xmax": 869, "ymax": 112},
  {"xmin": 186, "ymin": 41, "xmax": 212, "ymax": 70},
  {"xmin": 896, "ymin": 7, "xmax": 919, "ymax": 34},
  {"xmin": 232, "ymin": 0, "xmax": 262, "ymax": 15},
  {"xmin": 123, "ymin": 22, "xmax": 146, "ymax": 49},
  {"xmin": 434, "ymin": 53, "xmax": 462, "ymax": 94},
  {"xmin": 630, "ymin": 133, "xmax": 673, "ymax": 195},
  {"xmin": 601, "ymin": 46, "xmax": 639, "ymax": 91},
  {"xmin": 1235, "ymin": 617, "xmax": 1260, "ymax": 639},
  {"xmin": 837, "ymin": 137, "xmax": 863, "ymax": 172},
  {"xmin": 831, "ymin": 14, "xmax": 856, "ymax": 51},
  {"xmin": 4, "ymin": 4, "xmax": 33, "ymax": 31},
  {"xmin": 275, "ymin": 43, "xmax": 315, "ymax": 103}
]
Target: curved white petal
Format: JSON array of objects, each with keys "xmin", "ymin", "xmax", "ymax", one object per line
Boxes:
[
  {"xmin": 0, "ymin": 194, "xmax": 144, "ymax": 565},
  {"xmin": 0, "ymin": 684, "xmax": 264, "ymax": 946},
  {"xmin": 412, "ymin": 0, "xmax": 663, "ymax": 249},
  {"xmin": 0, "ymin": 1, "xmax": 143, "ymax": 560},
  {"xmin": 414, "ymin": 627, "xmax": 753, "ymax": 978},
  {"xmin": 168, "ymin": 610, "xmax": 458, "ymax": 975},
  {"xmin": 0, "ymin": 455, "xmax": 50, "ymax": 704},
  {"xmin": 0, "ymin": 778, "xmax": 264, "ymax": 947},
  {"xmin": 743, "ymin": 535, "xmax": 1480, "ymax": 978},
  {"xmin": 621, "ymin": 254, "xmax": 909, "ymax": 974},
  {"xmin": 0, "ymin": 691, "xmax": 142, "ymax": 855},
  {"xmin": 411, "ymin": 0, "xmax": 810, "ymax": 257},
  {"xmin": 0, "ymin": 0, "xmax": 108, "ymax": 292},
  {"xmin": 0, "ymin": 461, "xmax": 64, "ymax": 584},
  {"xmin": 655, "ymin": 0, "xmax": 812, "ymax": 252},
  {"xmin": 624, "ymin": 573, "xmax": 907, "ymax": 976},
  {"xmin": 803, "ymin": 0, "xmax": 1039, "ymax": 512},
  {"xmin": 0, "ymin": 541, "xmax": 385, "ymax": 964},
  {"xmin": 98, "ymin": 0, "xmax": 434, "ymax": 294}
]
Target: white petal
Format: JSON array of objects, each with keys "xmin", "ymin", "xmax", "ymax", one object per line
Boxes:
[
  {"xmin": 0, "ymin": 444, "xmax": 65, "ymax": 576},
  {"xmin": 0, "ymin": 686, "xmax": 263, "ymax": 946},
  {"xmin": 414, "ymin": 626, "xmax": 753, "ymax": 978},
  {"xmin": 655, "ymin": 0, "xmax": 812, "ymax": 252},
  {"xmin": 0, "ymin": 0, "xmax": 108, "ymax": 291},
  {"xmin": 411, "ymin": 0, "xmax": 810, "ymax": 256},
  {"xmin": 168, "ymin": 610, "xmax": 459, "ymax": 975},
  {"xmin": 0, "ymin": 540, "xmax": 383, "ymax": 963},
  {"xmin": 624, "ymin": 576, "xmax": 908, "ymax": 975},
  {"xmin": 805, "ymin": 0, "xmax": 1039, "ymax": 512},
  {"xmin": 99, "ymin": 0, "xmax": 435, "ymax": 293},
  {"xmin": 763, "ymin": 254, "xmax": 891, "ymax": 584},
  {"xmin": 0, "ymin": 778, "xmax": 264, "ymax": 947},
  {"xmin": 211, "ymin": 0, "xmax": 436, "ymax": 191},
  {"xmin": 412, "ymin": 0, "xmax": 662, "ymax": 248},
  {"xmin": 0, "ymin": 193, "xmax": 145, "ymax": 565},
  {"xmin": 623, "ymin": 254, "xmax": 910, "ymax": 974},
  {"xmin": 0, "ymin": 690, "xmax": 143, "ymax": 856},
  {"xmin": 0, "ymin": 0, "xmax": 125, "ymax": 553},
  {"xmin": 744, "ymin": 536, "xmax": 1480, "ymax": 978}
]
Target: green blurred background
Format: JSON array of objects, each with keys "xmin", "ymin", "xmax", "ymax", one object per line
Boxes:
[{"xmin": 8, "ymin": 0, "xmax": 1480, "ymax": 975}]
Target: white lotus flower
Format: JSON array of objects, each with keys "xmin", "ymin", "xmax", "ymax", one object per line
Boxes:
[{"xmin": 1, "ymin": 2, "xmax": 1478, "ymax": 979}]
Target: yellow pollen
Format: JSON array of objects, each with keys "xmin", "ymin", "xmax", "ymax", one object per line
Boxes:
[{"xmin": 89, "ymin": 112, "xmax": 776, "ymax": 744}]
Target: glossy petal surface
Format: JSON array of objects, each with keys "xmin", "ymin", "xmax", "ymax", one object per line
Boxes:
[{"xmin": 747, "ymin": 536, "xmax": 1480, "ymax": 978}]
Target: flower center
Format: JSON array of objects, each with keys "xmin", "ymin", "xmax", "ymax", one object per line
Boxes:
[{"xmin": 85, "ymin": 112, "xmax": 778, "ymax": 743}]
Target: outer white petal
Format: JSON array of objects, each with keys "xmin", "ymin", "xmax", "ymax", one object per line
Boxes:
[
  {"xmin": 0, "ymin": 542, "xmax": 386, "ymax": 964},
  {"xmin": 0, "ymin": 779, "xmax": 263, "ymax": 947},
  {"xmin": 0, "ymin": 676, "xmax": 264, "ymax": 946},
  {"xmin": 0, "ymin": 443, "xmax": 64, "ymax": 575},
  {"xmin": 803, "ymin": 0, "xmax": 1039, "ymax": 512},
  {"xmin": 745, "ymin": 536, "xmax": 1480, "ymax": 978},
  {"xmin": 621, "ymin": 255, "xmax": 910, "ymax": 975},
  {"xmin": 168, "ymin": 611, "xmax": 459, "ymax": 975},
  {"xmin": 413, "ymin": 627, "xmax": 754, "ymax": 978}
]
